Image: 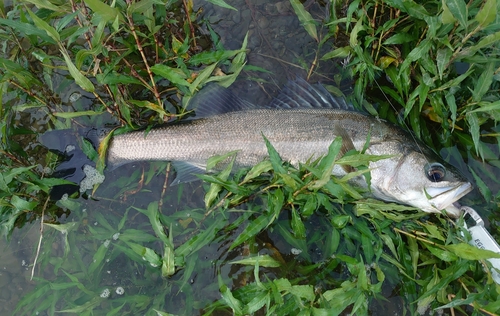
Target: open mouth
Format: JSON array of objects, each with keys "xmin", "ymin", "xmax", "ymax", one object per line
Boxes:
[{"xmin": 428, "ymin": 182, "xmax": 473, "ymax": 212}]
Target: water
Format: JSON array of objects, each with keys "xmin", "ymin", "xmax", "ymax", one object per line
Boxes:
[{"xmin": 2, "ymin": 0, "xmax": 500, "ymax": 315}]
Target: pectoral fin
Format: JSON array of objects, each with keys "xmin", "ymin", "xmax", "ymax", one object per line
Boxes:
[
  {"xmin": 171, "ymin": 161, "xmax": 206, "ymax": 185},
  {"xmin": 334, "ymin": 125, "xmax": 356, "ymax": 173}
]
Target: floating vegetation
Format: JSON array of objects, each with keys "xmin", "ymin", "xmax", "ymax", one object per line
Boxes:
[{"xmin": 0, "ymin": 0, "xmax": 499, "ymax": 315}]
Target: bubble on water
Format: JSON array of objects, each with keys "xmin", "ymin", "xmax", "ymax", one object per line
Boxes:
[
  {"xmin": 80, "ymin": 165, "xmax": 105, "ymax": 193},
  {"xmin": 65, "ymin": 144, "xmax": 76, "ymax": 153},
  {"xmin": 100, "ymin": 288, "xmax": 110, "ymax": 298},
  {"xmin": 291, "ymin": 248, "xmax": 302, "ymax": 255},
  {"xmin": 115, "ymin": 286, "xmax": 125, "ymax": 295},
  {"xmin": 69, "ymin": 92, "xmax": 82, "ymax": 102}
]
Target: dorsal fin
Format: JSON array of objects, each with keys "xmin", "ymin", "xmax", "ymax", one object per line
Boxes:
[
  {"xmin": 188, "ymin": 83, "xmax": 257, "ymax": 118},
  {"xmin": 268, "ymin": 78, "xmax": 354, "ymax": 111}
]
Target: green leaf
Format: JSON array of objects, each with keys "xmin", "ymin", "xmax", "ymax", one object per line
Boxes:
[
  {"xmin": 230, "ymin": 213, "xmax": 274, "ymax": 250},
  {"xmin": 218, "ymin": 274, "xmax": 243, "ymax": 314},
  {"xmin": 472, "ymin": 62, "xmax": 495, "ymax": 102},
  {"xmin": 466, "ymin": 112, "xmax": 484, "ymax": 159},
  {"xmin": 436, "ymin": 48, "xmax": 452, "ymax": 80},
  {"xmin": 446, "ymin": 0, "xmax": 468, "ymax": 29},
  {"xmin": 289, "ymin": 0, "xmax": 318, "ymax": 41},
  {"xmin": 311, "ymin": 137, "xmax": 342, "ymax": 188},
  {"xmin": 23, "ymin": 0, "xmax": 70, "ymax": 11},
  {"xmin": 61, "ymin": 49, "xmax": 95, "ymax": 92},
  {"xmin": 150, "ymin": 64, "xmax": 190, "ymax": 87},
  {"xmin": 206, "ymin": 0, "xmax": 237, "ymax": 11},
  {"xmin": 128, "ymin": 100, "xmax": 168, "ymax": 116},
  {"xmin": 84, "ymin": 0, "xmax": 123, "ymax": 24},
  {"xmin": 441, "ymin": 1, "xmax": 456, "ymax": 24},
  {"xmin": 189, "ymin": 63, "xmax": 218, "ymax": 94},
  {"xmin": 321, "ymin": 46, "xmax": 351, "ymax": 60},
  {"xmin": 398, "ymin": 39, "xmax": 432, "ymax": 77},
  {"xmin": 447, "ymin": 243, "xmax": 500, "ymax": 260},
  {"xmin": 291, "ymin": 206, "xmax": 306, "ymax": 239},
  {"xmin": 52, "ymin": 110, "xmax": 103, "ymax": 118},
  {"xmin": 127, "ymin": 0, "xmax": 166, "ymax": 15},
  {"xmin": 424, "ymin": 244, "xmax": 458, "ymax": 261},
  {"xmin": 262, "ymin": 134, "xmax": 285, "ymax": 174},
  {"xmin": 468, "ymin": 31, "xmax": 500, "ymax": 54},
  {"xmin": 475, "ymin": 0, "xmax": 496, "ymax": 28},
  {"xmin": 162, "ymin": 224, "xmax": 175, "ymax": 277},
  {"xmin": 230, "ymin": 254, "xmax": 281, "ymax": 267},
  {"xmin": 468, "ymin": 167, "xmax": 492, "ymax": 202},
  {"xmin": 188, "ymin": 50, "xmax": 244, "ymax": 66},
  {"xmin": 10, "ymin": 195, "xmax": 37, "ymax": 211},
  {"xmin": 26, "ymin": 8, "xmax": 60, "ymax": 42},
  {"xmin": 0, "ymin": 18, "xmax": 56, "ymax": 43}
]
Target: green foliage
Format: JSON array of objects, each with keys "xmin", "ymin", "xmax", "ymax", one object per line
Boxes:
[
  {"xmin": 323, "ymin": 0, "xmax": 500, "ymax": 165},
  {"xmin": 1, "ymin": 0, "xmax": 500, "ymax": 315}
]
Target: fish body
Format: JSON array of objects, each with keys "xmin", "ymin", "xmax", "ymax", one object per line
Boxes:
[{"xmin": 107, "ymin": 79, "xmax": 472, "ymax": 217}]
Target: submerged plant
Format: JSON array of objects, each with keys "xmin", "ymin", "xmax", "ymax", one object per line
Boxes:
[{"xmin": 1, "ymin": 0, "xmax": 500, "ymax": 315}]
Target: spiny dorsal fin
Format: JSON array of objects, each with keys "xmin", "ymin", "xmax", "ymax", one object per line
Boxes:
[
  {"xmin": 268, "ymin": 78, "xmax": 354, "ymax": 111},
  {"xmin": 188, "ymin": 83, "xmax": 256, "ymax": 118}
]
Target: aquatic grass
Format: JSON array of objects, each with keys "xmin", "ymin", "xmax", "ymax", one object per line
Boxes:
[
  {"xmin": 12, "ymin": 136, "xmax": 500, "ymax": 315},
  {"xmin": 1, "ymin": 0, "xmax": 500, "ymax": 315},
  {"xmin": 320, "ymin": 0, "xmax": 500, "ymax": 195}
]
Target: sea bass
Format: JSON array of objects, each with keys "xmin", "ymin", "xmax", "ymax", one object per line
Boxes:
[{"xmin": 106, "ymin": 79, "xmax": 472, "ymax": 217}]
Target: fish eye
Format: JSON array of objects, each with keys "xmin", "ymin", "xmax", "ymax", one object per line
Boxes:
[{"xmin": 424, "ymin": 163, "xmax": 446, "ymax": 182}]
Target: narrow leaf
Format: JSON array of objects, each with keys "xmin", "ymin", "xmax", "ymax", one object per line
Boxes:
[{"xmin": 289, "ymin": 0, "xmax": 318, "ymax": 41}]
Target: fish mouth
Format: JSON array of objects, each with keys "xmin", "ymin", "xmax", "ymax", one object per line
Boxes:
[{"xmin": 426, "ymin": 182, "xmax": 473, "ymax": 216}]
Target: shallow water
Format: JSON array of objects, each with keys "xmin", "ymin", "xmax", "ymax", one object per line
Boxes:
[{"xmin": 3, "ymin": 0, "xmax": 500, "ymax": 315}]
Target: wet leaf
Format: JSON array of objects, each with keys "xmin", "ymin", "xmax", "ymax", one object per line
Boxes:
[
  {"xmin": 436, "ymin": 48, "xmax": 452, "ymax": 80},
  {"xmin": 88, "ymin": 242, "xmax": 110, "ymax": 275},
  {"xmin": 441, "ymin": 1, "xmax": 456, "ymax": 24},
  {"xmin": 446, "ymin": 0, "xmax": 468, "ymax": 30},
  {"xmin": 447, "ymin": 243, "xmax": 500, "ymax": 260},
  {"xmin": 468, "ymin": 31, "xmax": 500, "ymax": 54},
  {"xmin": 472, "ymin": 62, "xmax": 495, "ymax": 102},
  {"xmin": 321, "ymin": 46, "xmax": 351, "ymax": 60},
  {"xmin": 230, "ymin": 213, "xmax": 274, "ymax": 250},
  {"xmin": 262, "ymin": 134, "xmax": 285, "ymax": 174},
  {"xmin": 162, "ymin": 224, "xmax": 175, "ymax": 277},
  {"xmin": 289, "ymin": 0, "xmax": 318, "ymax": 42},
  {"xmin": 291, "ymin": 206, "xmax": 306, "ymax": 239},
  {"xmin": 26, "ymin": 9, "xmax": 60, "ymax": 42},
  {"xmin": 129, "ymin": 100, "xmax": 168, "ymax": 116},
  {"xmin": 0, "ymin": 17, "xmax": 56, "ymax": 43},
  {"xmin": 469, "ymin": 167, "xmax": 492, "ymax": 202},
  {"xmin": 206, "ymin": 0, "xmax": 237, "ymax": 11},
  {"xmin": 150, "ymin": 64, "xmax": 190, "ymax": 87},
  {"xmin": 424, "ymin": 244, "xmax": 458, "ymax": 262},
  {"xmin": 230, "ymin": 255, "xmax": 281, "ymax": 267},
  {"xmin": 466, "ymin": 112, "xmax": 484, "ymax": 159},
  {"xmin": 127, "ymin": 0, "xmax": 165, "ymax": 15},
  {"xmin": 475, "ymin": 0, "xmax": 496, "ymax": 28},
  {"xmin": 61, "ymin": 49, "xmax": 95, "ymax": 92},
  {"xmin": 218, "ymin": 274, "xmax": 243, "ymax": 314},
  {"xmin": 84, "ymin": 0, "xmax": 123, "ymax": 24}
]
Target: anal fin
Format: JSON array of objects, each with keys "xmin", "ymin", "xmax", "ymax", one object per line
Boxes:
[{"xmin": 171, "ymin": 161, "xmax": 207, "ymax": 185}]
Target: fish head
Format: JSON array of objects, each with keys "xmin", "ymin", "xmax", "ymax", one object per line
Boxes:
[{"xmin": 369, "ymin": 145, "xmax": 473, "ymax": 217}]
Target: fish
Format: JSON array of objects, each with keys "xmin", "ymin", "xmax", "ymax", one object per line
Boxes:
[{"xmin": 105, "ymin": 79, "xmax": 472, "ymax": 217}]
